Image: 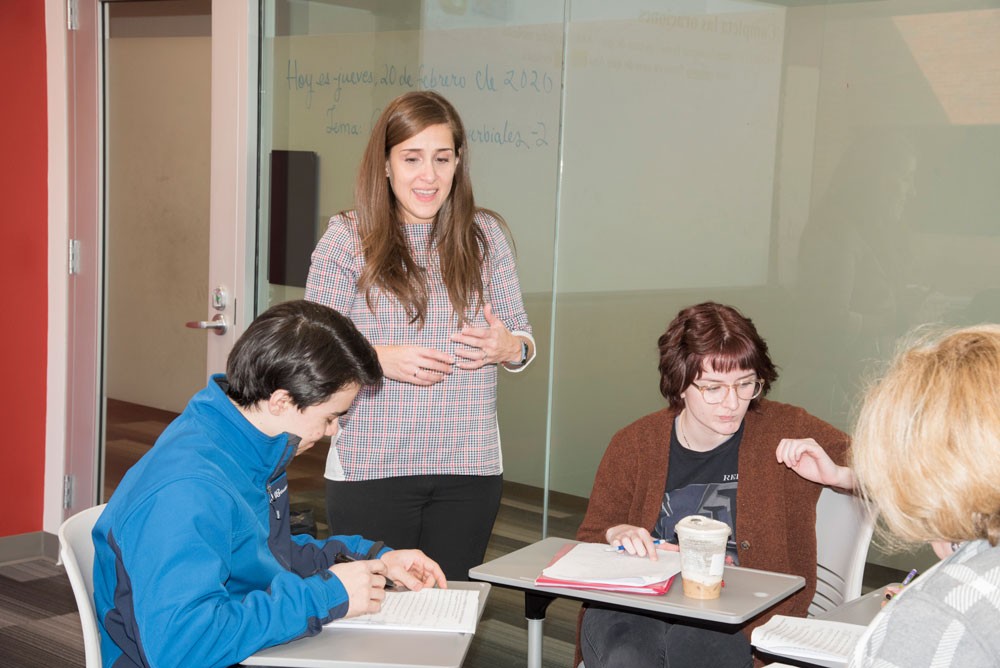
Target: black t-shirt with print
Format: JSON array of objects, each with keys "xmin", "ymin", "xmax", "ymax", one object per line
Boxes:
[{"xmin": 652, "ymin": 417, "xmax": 743, "ymax": 563}]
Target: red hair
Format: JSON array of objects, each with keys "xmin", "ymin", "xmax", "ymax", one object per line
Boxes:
[{"xmin": 657, "ymin": 302, "xmax": 778, "ymax": 409}]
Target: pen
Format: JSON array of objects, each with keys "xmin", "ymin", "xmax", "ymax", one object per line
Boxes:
[
  {"xmin": 333, "ymin": 552, "xmax": 397, "ymax": 589},
  {"xmin": 884, "ymin": 568, "xmax": 918, "ymax": 601},
  {"xmin": 609, "ymin": 539, "xmax": 668, "ymax": 552}
]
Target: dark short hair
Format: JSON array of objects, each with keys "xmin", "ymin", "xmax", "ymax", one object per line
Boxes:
[
  {"xmin": 657, "ymin": 302, "xmax": 778, "ymax": 410},
  {"xmin": 225, "ymin": 300, "xmax": 382, "ymax": 408}
]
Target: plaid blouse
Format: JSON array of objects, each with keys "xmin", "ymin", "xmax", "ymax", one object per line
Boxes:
[{"xmin": 304, "ymin": 210, "xmax": 533, "ymax": 480}]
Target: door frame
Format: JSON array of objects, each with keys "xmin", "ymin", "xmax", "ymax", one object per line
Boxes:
[
  {"xmin": 57, "ymin": 0, "xmax": 258, "ymax": 522},
  {"xmin": 207, "ymin": 0, "xmax": 257, "ymax": 372}
]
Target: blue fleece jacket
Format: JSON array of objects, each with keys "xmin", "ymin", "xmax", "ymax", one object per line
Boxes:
[{"xmin": 92, "ymin": 375, "xmax": 384, "ymax": 668}]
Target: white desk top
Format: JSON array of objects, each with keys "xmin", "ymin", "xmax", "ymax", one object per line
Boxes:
[
  {"xmin": 469, "ymin": 537, "xmax": 804, "ymax": 626},
  {"xmin": 242, "ymin": 581, "xmax": 490, "ymax": 668},
  {"xmin": 817, "ymin": 587, "xmax": 884, "ymax": 626}
]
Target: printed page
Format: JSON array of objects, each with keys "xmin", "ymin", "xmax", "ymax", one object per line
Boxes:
[
  {"xmin": 328, "ymin": 588, "xmax": 479, "ymax": 634},
  {"xmin": 751, "ymin": 615, "xmax": 865, "ymax": 662},
  {"xmin": 541, "ymin": 542, "xmax": 681, "ymax": 585}
]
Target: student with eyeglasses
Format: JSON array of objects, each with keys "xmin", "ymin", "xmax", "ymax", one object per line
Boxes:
[{"xmin": 575, "ymin": 301, "xmax": 854, "ymax": 668}]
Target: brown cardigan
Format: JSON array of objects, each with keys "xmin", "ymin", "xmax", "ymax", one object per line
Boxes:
[{"xmin": 574, "ymin": 399, "xmax": 850, "ymax": 665}]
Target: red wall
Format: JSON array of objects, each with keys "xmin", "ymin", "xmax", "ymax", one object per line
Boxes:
[{"xmin": 0, "ymin": 0, "xmax": 49, "ymax": 536}]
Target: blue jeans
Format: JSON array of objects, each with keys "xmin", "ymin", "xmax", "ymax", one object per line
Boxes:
[{"xmin": 580, "ymin": 605, "xmax": 752, "ymax": 668}]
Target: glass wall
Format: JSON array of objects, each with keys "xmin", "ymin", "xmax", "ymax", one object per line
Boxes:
[{"xmin": 257, "ymin": 0, "xmax": 1000, "ymax": 569}]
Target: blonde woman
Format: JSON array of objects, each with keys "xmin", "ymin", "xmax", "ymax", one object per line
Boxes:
[{"xmin": 850, "ymin": 325, "xmax": 1000, "ymax": 667}]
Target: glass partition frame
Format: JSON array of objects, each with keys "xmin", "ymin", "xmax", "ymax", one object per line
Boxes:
[{"xmin": 256, "ymin": 0, "xmax": 1000, "ymax": 568}]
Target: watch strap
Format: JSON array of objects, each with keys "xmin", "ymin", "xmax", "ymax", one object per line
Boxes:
[{"xmin": 514, "ymin": 340, "xmax": 529, "ymax": 366}]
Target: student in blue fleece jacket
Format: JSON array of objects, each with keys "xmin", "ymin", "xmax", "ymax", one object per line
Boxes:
[{"xmin": 92, "ymin": 300, "xmax": 447, "ymax": 668}]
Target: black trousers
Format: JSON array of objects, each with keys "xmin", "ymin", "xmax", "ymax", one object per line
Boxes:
[
  {"xmin": 325, "ymin": 474, "xmax": 503, "ymax": 581},
  {"xmin": 581, "ymin": 605, "xmax": 752, "ymax": 668}
]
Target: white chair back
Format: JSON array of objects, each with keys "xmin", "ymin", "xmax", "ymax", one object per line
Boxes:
[
  {"xmin": 810, "ymin": 488, "xmax": 875, "ymax": 616},
  {"xmin": 58, "ymin": 504, "xmax": 107, "ymax": 668}
]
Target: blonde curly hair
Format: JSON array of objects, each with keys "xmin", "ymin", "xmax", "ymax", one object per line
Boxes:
[{"xmin": 852, "ymin": 324, "xmax": 1000, "ymax": 549}]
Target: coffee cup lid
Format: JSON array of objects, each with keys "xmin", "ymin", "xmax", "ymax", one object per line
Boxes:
[{"xmin": 676, "ymin": 515, "xmax": 731, "ymax": 537}]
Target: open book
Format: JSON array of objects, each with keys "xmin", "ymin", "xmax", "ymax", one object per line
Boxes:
[
  {"xmin": 327, "ymin": 588, "xmax": 480, "ymax": 634},
  {"xmin": 751, "ymin": 615, "xmax": 866, "ymax": 664},
  {"xmin": 534, "ymin": 542, "xmax": 679, "ymax": 595}
]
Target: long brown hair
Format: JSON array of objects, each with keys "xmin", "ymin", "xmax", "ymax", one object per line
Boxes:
[{"xmin": 355, "ymin": 90, "xmax": 505, "ymax": 327}]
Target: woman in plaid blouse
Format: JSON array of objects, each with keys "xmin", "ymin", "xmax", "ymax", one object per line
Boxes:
[{"xmin": 305, "ymin": 91, "xmax": 535, "ymax": 580}]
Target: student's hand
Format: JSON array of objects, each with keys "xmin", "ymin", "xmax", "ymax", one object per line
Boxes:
[
  {"xmin": 375, "ymin": 345, "xmax": 453, "ymax": 386},
  {"xmin": 775, "ymin": 438, "xmax": 855, "ymax": 490},
  {"xmin": 379, "ymin": 549, "xmax": 448, "ymax": 591},
  {"xmin": 881, "ymin": 584, "xmax": 903, "ymax": 607},
  {"xmin": 450, "ymin": 304, "xmax": 524, "ymax": 370},
  {"xmin": 329, "ymin": 559, "xmax": 388, "ymax": 617},
  {"xmin": 605, "ymin": 524, "xmax": 673, "ymax": 561}
]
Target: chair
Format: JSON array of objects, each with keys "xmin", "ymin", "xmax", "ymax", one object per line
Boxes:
[
  {"xmin": 809, "ymin": 487, "xmax": 875, "ymax": 616},
  {"xmin": 58, "ymin": 504, "xmax": 107, "ymax": 668}
]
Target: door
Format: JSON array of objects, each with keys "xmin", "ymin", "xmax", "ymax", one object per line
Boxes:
[
  {"xmin": 63, "ymin": 0, "xmax": 256, "ymax": 515},
  {"xmin": 102, "ymin": 2, "xmax": 212, "ymax": 498}
]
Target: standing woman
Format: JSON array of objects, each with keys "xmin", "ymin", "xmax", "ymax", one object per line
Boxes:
[{"xmin": 305, "ymin": 90, "xmax": 535, "ymax": 580}]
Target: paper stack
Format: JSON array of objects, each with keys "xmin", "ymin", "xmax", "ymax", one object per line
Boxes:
[
  {"xmin": 751, "ymin": 615, "xmax": 866, "ymax": 666},
  {"xmin": 535, "ymin": 542, "xmax": 680, "ymax": 595},
  {"xmin": 328, "ymin": 588, "xmax": 480, "ymax": 633}
]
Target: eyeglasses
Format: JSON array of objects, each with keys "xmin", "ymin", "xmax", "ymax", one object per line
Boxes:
[{"xmin": 690, "ymin": 379, "xmax": 764, "ymax": 404}]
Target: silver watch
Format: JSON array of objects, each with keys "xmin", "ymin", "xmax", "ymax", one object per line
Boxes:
[{"xmin": 511, "ymin": 340, "xmax": 529, "ymax": 366}]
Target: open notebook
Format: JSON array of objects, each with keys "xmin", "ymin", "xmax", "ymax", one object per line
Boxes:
[
  {"xmin": 535, "ymin": 542, "xmax": 680, "ymax": 595},
  {"xmin": 751, "ymin": 615, "xmax": 866, "ymax": 664}
]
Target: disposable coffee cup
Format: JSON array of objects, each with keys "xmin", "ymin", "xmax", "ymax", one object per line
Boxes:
[{"xmin": 675, "ymin": 515, "xmax": 731, "ymax": 599}]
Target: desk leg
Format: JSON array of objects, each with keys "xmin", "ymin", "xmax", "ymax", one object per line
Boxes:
[
  {"xmin": 525, "ymin": 592, "xmax": 554, "ymax": 668},
  {"xmin": 527, "ymin": 618, "xmax": 544, "ymax": 668}
]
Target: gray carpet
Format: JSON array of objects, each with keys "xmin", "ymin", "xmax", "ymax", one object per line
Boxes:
[{"xmin": 0, "ymin": 558, "xmax": 86, "ymax": 667}]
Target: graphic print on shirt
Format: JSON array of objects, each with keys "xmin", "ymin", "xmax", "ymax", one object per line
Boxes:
[
  {"xmin": 653, "ymin": 420, "xmax": 742, "ymax": 563},
  {"xmin": 654, "ymin": 482, "xmax": 739, "ymax": 563}
]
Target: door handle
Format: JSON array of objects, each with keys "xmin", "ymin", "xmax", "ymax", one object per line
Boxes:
[{"xmin": 185, "ymin": 313, "xmax": 228, "ymax": 336}]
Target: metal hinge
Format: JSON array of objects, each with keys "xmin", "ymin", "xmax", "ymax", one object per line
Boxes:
[
  {"xmin": 63, "ymin": 475, "xmax": 75, "ymax": 509},
  {"xmin": 69, "ymin": 239, "xmax": 81, "ymax": 274},
  {"xmin": 67, "ymin": 0, "xmax": 79, "ymax": 31}
]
